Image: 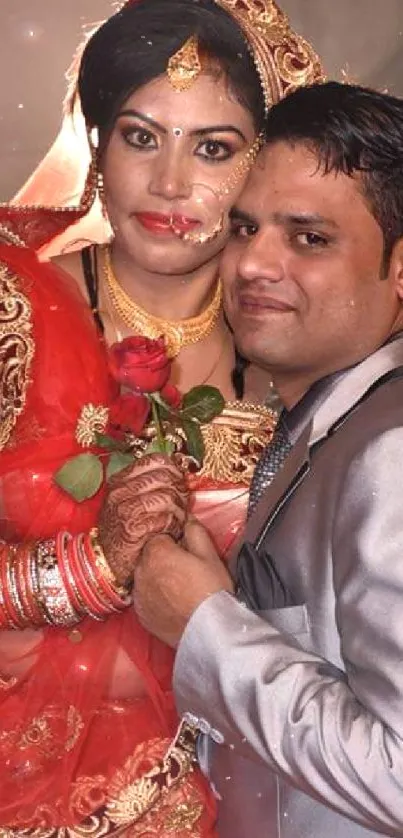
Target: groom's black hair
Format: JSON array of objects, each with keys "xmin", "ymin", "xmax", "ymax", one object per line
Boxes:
[{"xmin": 264, "ymin": 81, "xmax": 403, "ymax": 271}]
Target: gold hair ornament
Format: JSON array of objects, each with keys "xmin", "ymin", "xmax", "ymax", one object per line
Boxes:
[
  {"xmin": 167, "ymin": 35, "xmax": 202, "ymax": 92},
  {"xmin": 164, "ymin": 1, "xmax": 324, "ymax": 113},
  {"xmin": 103, "ymin": 245, "xmax": 222, "ymax": 357}
]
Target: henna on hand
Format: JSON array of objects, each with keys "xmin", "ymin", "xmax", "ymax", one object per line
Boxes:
[{"xmin": 98, "ymin": 454, "xmax": 189, "ymax": 585}]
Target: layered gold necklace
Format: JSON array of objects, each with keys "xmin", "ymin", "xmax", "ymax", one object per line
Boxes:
[{"xmin": 103, "ymin": 245, "xmax": 222, "ymax": 357}]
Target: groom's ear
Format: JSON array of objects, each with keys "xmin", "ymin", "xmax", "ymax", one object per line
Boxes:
[{"xmin": 388, "ymin": 237, "xmax": 403, "ymax": 297}]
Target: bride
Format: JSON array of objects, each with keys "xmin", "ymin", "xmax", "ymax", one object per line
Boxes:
[{"xmin": 0, "ymin": 1, "xmax": 323, "ymax": 834}]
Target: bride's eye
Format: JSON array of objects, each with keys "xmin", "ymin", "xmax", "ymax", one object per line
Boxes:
[
  {"xmin": 122, "ymin": 126, "xmax": 158, "ymax": 150},
  {"xmin": 196, "ymin": 139, "xmax": 233, "ymax": 162}
]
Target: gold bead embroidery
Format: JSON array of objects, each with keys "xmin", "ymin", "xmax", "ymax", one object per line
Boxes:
[
  {"xmin": 214, "ymin": 0, "xmax": 325, "ymax": 113},
  {"xmin": 128, "ymin": 401, "xmax": 276, "ymax": 484},
  {"xmin": 0, "ymin": 262, "xmax": 35, "ymax": 451},
  {"xmin": 75, "ymin": 403, "xmax": 110, "ymax": 447}
]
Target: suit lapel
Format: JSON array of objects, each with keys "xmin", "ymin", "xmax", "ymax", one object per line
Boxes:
[
  {"xmin": 311, "ymin": 337, "xmax": 403, "ymax": 444},
  {"xmin": 245, "ymin": 335, "xmax": 403, "ymax": 551}
]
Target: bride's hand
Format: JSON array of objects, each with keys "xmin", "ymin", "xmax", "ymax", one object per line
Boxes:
[{"xmin": 97, "ymin": 454, "xmax": 188, "ymax": 585}]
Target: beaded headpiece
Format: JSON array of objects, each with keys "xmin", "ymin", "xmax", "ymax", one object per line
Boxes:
[{"xmin": 213, "ymin": 0, "xmax": 324, "ymax": 111}]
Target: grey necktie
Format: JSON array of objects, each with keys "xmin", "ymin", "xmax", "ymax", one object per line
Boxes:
[{"xmin": 248, "ymin": 413, "xmax": 292, "ymax": 516}]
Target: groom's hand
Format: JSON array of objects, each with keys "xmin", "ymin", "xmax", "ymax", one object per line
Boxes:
[{"xmin": 133, "ymin": 520, "xmax": 234, "ymax": 647}]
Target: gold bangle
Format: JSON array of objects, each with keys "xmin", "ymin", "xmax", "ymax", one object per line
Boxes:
[
  {"xmin": 76, "ymin": 533, "xmax": 120, "ymax": 614},
  {"xmin": 89, "ymin": 528, "xmax": 132, "ymax": 602}
]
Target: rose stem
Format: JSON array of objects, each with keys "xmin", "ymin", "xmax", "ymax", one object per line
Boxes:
[{"xmin": 151, "ymin": 397, "xmax": 166, "ymax": 453}]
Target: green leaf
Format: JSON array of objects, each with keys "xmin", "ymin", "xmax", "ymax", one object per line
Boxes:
[
  {"xmin": 106, "ymin": 451, "xmax": 135, "ymax": 480},
  {"xmin": 55, "ymin": 453, "xmax": 103, "ymax": 502},
  {"xmin": 94, "ymin": 432, "xmax": 127, "ymax": 451},
  {"xmin": 143, "ymin": 438, "xmax": 164, "ymax": 456},
  {"xmin": 181, "ymin": 385, "xmax": 225, "ymax": 424},
  {"xmin": 182, "ymin": 417, "xmax": 205, "ymax": 464},
  {"xmin": 143, "ymin": 438, "xmax": 176, "ymax": 457},
  {"xmin": 164, "ymin": 439, "xmax": 176, "ymax": 456}
]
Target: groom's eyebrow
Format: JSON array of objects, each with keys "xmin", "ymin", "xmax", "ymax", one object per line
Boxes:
[{"xmin": 229, "ymin": 207, "xmax": 258, "ymax": 224}]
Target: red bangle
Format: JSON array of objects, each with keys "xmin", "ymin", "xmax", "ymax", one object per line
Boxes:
[
  {"xmin": 0, "ymin": 543, "xmax": 16, "ymax": 627},
  {"xmin": 67, "ymin": 534, "xmax": 106, "ymax": 620},
  {"xmin": 56, "ymin": 532, "xmax": 85, "ymax": 616},
  {"xmin": 15, "ymin": 543, "xmax": 43, "ymax": 627},
  {"xmin": 2, "ymin": 548, "xmax": 26, "ymax": 628}
]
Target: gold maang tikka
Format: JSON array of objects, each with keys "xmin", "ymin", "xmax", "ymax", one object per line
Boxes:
[{"xmin": 167, "ymin": 35, "xmax": 202, "ymax": 92}]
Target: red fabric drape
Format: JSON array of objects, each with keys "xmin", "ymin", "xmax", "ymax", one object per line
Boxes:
[{"xmin": 0, "ymin": 246, "xmax": 222, "ymax": 833}]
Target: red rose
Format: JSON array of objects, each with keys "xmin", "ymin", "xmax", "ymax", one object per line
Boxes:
[
  {"xmin": 108, "ymin": 393, "xmax": 150, "ymax": 436},
  {"xmin": 161, "ymin": 383, "xmax": 182, "ymax": 409},
  {"xmin": 109, "ymin": 336, "xmax": 171, "ymax": 393}
]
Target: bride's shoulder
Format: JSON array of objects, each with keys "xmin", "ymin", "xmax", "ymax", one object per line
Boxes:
[
  {"xmin": 52, "ymin": 249, "xmax": 83, "ymax": 283},
  {"xmin": 51, "ymin": 249, "xmax": 89, "ymax": 302}
]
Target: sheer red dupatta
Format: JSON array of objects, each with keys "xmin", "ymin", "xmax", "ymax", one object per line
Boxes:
[{"xmin": 0, "ymin": 246, "xmax": 219, "ymax": 832}]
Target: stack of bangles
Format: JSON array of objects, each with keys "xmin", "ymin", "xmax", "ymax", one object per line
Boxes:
[{"xmin": 0, "ymin": 528, "xmax": 132, "ymax": 628}]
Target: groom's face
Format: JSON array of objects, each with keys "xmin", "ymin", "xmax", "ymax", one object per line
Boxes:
[{"xmin": 221, "ymin": 140, "xmax": 403, "ymax": 403}]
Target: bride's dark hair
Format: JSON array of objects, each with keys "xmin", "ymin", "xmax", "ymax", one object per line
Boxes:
[{"xmin": 78, "ymin": 0, "xmax": 265, "ymax": 142}]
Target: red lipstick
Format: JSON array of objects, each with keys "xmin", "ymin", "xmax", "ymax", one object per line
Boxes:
[{"xmin": 134, "ymin": 211, "xmax": 199, "ymax": 235}]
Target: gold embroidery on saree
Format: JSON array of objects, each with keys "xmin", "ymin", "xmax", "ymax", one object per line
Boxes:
[
  {"xmin": 0, "ymin": 674, "xmax": 18, "ymax": 690},
  {"xmin": 198, "ymin": 402, "xmax": 275, "ymax": 482},
  {"xmin": 2, "ymin": 723, "xmax": 204, "ymax": 838},
  {"xmin": 0, "ymin": 705, "xmax": 84, "ymax": 759},
  {"xmin": 163, "ymin": 799, "xmax": 203, "ymax": 833},
  {"xmin": 106, "ymin": 724, "xmax": 198, "ymax": 827},
  {"xmin": 128, "ymin": 401, "xmax": 276, "ymax": 484},
  {"xmin": 0, "ymin": 262, "xmax": 34, "ymax": 450},
  {"xmin": 75, "ymin": 405, "xmax": 109, "ymax": 448}
]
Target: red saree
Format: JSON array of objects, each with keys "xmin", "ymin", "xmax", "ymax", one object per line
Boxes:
[{"xmin": 0, "ymin": 244, "xmax": 275, "ymax": 837}]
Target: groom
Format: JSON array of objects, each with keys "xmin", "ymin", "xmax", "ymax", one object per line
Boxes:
[{"xmin": 116, "ymin": 82, "xmax": 403, "ymax": 836}]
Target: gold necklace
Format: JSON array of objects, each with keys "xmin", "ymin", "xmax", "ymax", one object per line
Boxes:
[{"xmin": 103, "ymin": 245, "xmax": 222, "ymax": 357}]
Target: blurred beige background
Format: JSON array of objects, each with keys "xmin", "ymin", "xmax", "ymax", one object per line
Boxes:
[{"xmin": 1, "ymin": 0, "xmax": 403, "ymax": 199}]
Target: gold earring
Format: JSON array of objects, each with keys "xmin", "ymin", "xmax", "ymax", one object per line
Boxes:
[
  {"xmin": 87, "ymin": 127, "xmax": 109, "ymax": 223},
  {"xmin": 97, "ymin": 170, "xmax": 109, "ymax": 222}
]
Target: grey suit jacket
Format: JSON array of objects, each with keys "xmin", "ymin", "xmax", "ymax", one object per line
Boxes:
[{"xmin": 174, "ymin": 334, "xmax": 403, "ymax": 837}]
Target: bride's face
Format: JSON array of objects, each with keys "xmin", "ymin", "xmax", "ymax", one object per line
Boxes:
[{"xmin": 100, "ymin": 71, "xmax": 257, "ymax": 275}]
